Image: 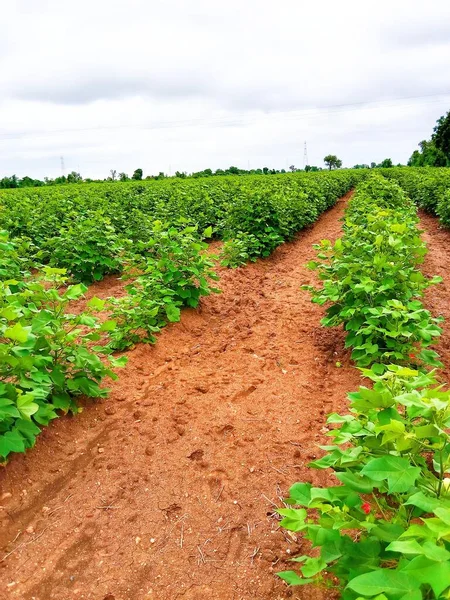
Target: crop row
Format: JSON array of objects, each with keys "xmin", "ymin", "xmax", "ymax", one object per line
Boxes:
[
  {"xmin": 0, "ymin": 171, "xmax": 362, "ymax": 460},
  {"xmin": 278, "ymin": 175, "xmax": 450, "ymax": 599},
  {"xmin": 0, "ymin": 170, "xmax": 362, "ymax": 280},
  {"xmin": 382, "ymin": 166, "xmax": 450, "ymax": 226}
]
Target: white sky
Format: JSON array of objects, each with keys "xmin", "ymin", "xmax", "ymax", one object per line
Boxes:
[{"xmin": 1, "ymin": 0, "xmax": 450, "ymax": 179}]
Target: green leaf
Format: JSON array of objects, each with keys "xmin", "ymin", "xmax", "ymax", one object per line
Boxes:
[
  {"xmin": 0, "ymin": 429, "xmax": 26, "ymax": 458},
  {"xmin": 78, "ymin": 314, "xmax": 97, "ymax": 327},
  {"xmin": 421, "ymin": 541, "xmax": 450, "ymax": 561},
  {"xmin": 434, "ymin": 506, "xmax": 450, "ymax": 525},
  {"xmin": 277, "ymin": 508, "xmax": 307, "ymax": 531},
  {"xmin": 165, "ymin": 304, "xmax": 181, "ymax": 322},
  {"xmin": 109, "ymin": 355, "xmax": 128, "ymax": 368},
  {"xmin": 385, "ymin": 539, "xmax": 423, "ymax": 555},
  {"xmin": 100, "ymin": 319, "xmax": 117, "ymax": 332},
  {"xmin": 370, "ymin": 523, "xmax": 405, "ymax": 543},
  {"xmin": 277, "ymin": 571, "xmax": 313, "ymax": 586},
  {"xmin": 288, "ymin": 482, "xmax": 312, "ymax": 506},
  {"xmin": 15, "ymin": 419, "xmax": 40, "ymax": 445},
  {"xmin": 335, "ymin": 472, "xmax": 374, "ymax": 493},
  {"xmin": 17, "ymin": 394, "xmax": 39, "ymax": 419},
  {"xmin": 87, "ymin": 296, "xmax": 106, "ymax": 311},
  {"xmin": 405, "ymin": 491, "xmax": 443, "ymax": 512},
  {"xmin": 67, "ymin": 377, "xmax": 106, "ymax": 398},
  {"xmin": 4, "ymin": 322, "xmax": 30, "ymax": 343},
  {"xmin": 51, "ymin": 392, "xmax": 71, "ymax": 412},
  {"xmin": 361, "ymin": 456, "xmax": 420, "ymax": 493},
  {"xmin": 399, "ymin": 591, "xmax": 422, "ymax": 600},
  {"xmin": 301, "ymin": 557, "xmax": 327, "ymax": 578},
  {"xmin": 401, "ymin": 555, "xmax": 450, "ymax": 597},
  {"xmin": 64, "ymin": 283, "xmax": 87, "ymax": 300},
  {"xmin": 347, "ymin": 569, "xmax": 421, "ymax": 599},
  {"xmin": 31, "ymin": 310, "xmax": 54, "ymax": 332}
]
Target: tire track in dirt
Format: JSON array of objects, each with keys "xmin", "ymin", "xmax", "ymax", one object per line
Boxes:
[{"xmin": 0, "ymin": 192, "xmax": 360, "ymax": 600}]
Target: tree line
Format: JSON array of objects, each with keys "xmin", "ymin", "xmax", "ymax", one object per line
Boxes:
[
  {"xmin": 407, "ymin": 110, "xmax": 450, "ymax": 167},
  {"xmin": 2, "ymin": 113, "xmax": 448, "ymax": 190},
  {"xmin": 0, "ymin": 164, "xmax": 326, "ymax": 189},
  {"xmin": 0, "ymin": 159, "xmax": 347, "ymax": 189}
]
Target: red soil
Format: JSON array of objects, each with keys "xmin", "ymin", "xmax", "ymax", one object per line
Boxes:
[
  {"xmin": 4, "ymin": 194, "xmax": 449, "ymax": 600},
  {"xmin": 419, "ymin": 210, "xmax": 450, "ymax": 379}
]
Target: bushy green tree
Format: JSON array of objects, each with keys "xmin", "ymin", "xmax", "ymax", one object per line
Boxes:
[
  {"xmin": 433, "ymin": 110, "xmax": 450, "ymax": 158},
  {"xmin": 324, "ymin": 155, "xmax": 342, "ymax": 170},
  {"xmin": 379, "ymin": 158, "xmax": 393, "ymax": 168},
  {"xmin": 408, "ymin": 140, "xmax": 448, "ymax": 167},
  {"xmin": 408, "ymin": 111, "xmax": 450, "ymax": 167}
]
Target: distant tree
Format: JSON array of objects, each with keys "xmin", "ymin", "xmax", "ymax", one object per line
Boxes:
[
  {"xmin": 408, "ymin": 140, "xmax": 448, "ymax": 167},
  {"xmin": 20, "ymin": 176, "xmax": 44, "ymax": 187},
  {"xmin": 353, "ymin": 164, "xmax": 370, "ymax": 169},
  {"xmin": 192, "ymin": 168, "xmax": 212, "ymax": 178},
  {"xmin": 0, "ymin": 175, "xmax": 19, "ymax": 188},
  {"xmin": 226, "ymin": 166, "xmax": 240, "ymax": 175},
  {"xmin": 379, "ymin": 158, "xmax": 393, "ymax": 168},
  {"xmin": 175, "ymin": 170, "xmax": 187, "ymax": 178},
  {"xmin": 67, "ymin": 171, "xmax": 82, "ymax": 183},
  {"xmin": 110, "ymin": 169, "xmax": 117, "ymax": 181},
  {"xmin": 324, "ymin": 155, "xmax": 342, "ymax": 170},
  {"xmin": 370, "ymin": 162, "xmax": 376, "ymax": 169},
  {"xmin": 289, "ymin": 164, "xmax": 296, "ymax": 172},
  {"xmin": 118, "ymin": 172, "xmax": 129, "ymax": 182},
  {"xmin": 0, "ymin": 174, "xmax": 45, "ymax": 188},
  {"xmin": 433, "ymin": 111, "xmax": 450, "ymax": 159},
  {"xmin": 280, "ymin": 169, "xmax": 286, "ymax": 173},
  {"xmin": 408, "ymin": 111, "xmax": 450, "ymax": 167},
  {"xmin": 132, "ymin": 168, "xmax": 143, "ymax": 180},
  {"xmin": 262, "ymin": 167, "xmax": 269, "ymax": 175}
]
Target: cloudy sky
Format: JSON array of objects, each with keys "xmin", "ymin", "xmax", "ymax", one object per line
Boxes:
[{"xmin": 1, "ymin": 0, "xmax": 450, "ymax": 179}]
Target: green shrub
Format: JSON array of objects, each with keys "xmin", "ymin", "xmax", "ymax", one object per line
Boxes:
[
  {"xmin": 278, "ymin": 366, "xmax": 450, "ymax": 599},
  {"xmin": 305, "ymin": 175, "xmax": 442, "ymax": 369},
  {"xmin": 108, "ymin": 223, "xmax": 219, "ymax": 350},
  {"xmin": 0, "ymin": 265, "xmax": 125, "ymax": 460}
]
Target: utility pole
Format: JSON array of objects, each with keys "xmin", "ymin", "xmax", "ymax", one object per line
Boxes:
[{"xmin": 303, "ymin": 141, "xmax": 309, "ymax": 169}]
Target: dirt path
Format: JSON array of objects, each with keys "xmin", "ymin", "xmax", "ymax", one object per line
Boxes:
[
  {"xmin": 419, "ymin": 210, "xmax": 450, "ymax": 377},
  {"xmin": 0, "ymin": 193, "xmax": 362, "ymax": 600}
]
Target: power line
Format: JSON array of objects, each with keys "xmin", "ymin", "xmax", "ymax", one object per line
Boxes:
[{"xmin": 0, "ymin": 92, "xmax": 449, "ymax": 143}]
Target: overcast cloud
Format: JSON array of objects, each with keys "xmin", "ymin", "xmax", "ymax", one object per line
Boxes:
[{"xmin": 0, "ymin": 0, "xmax": 449, "ymax": 178}]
